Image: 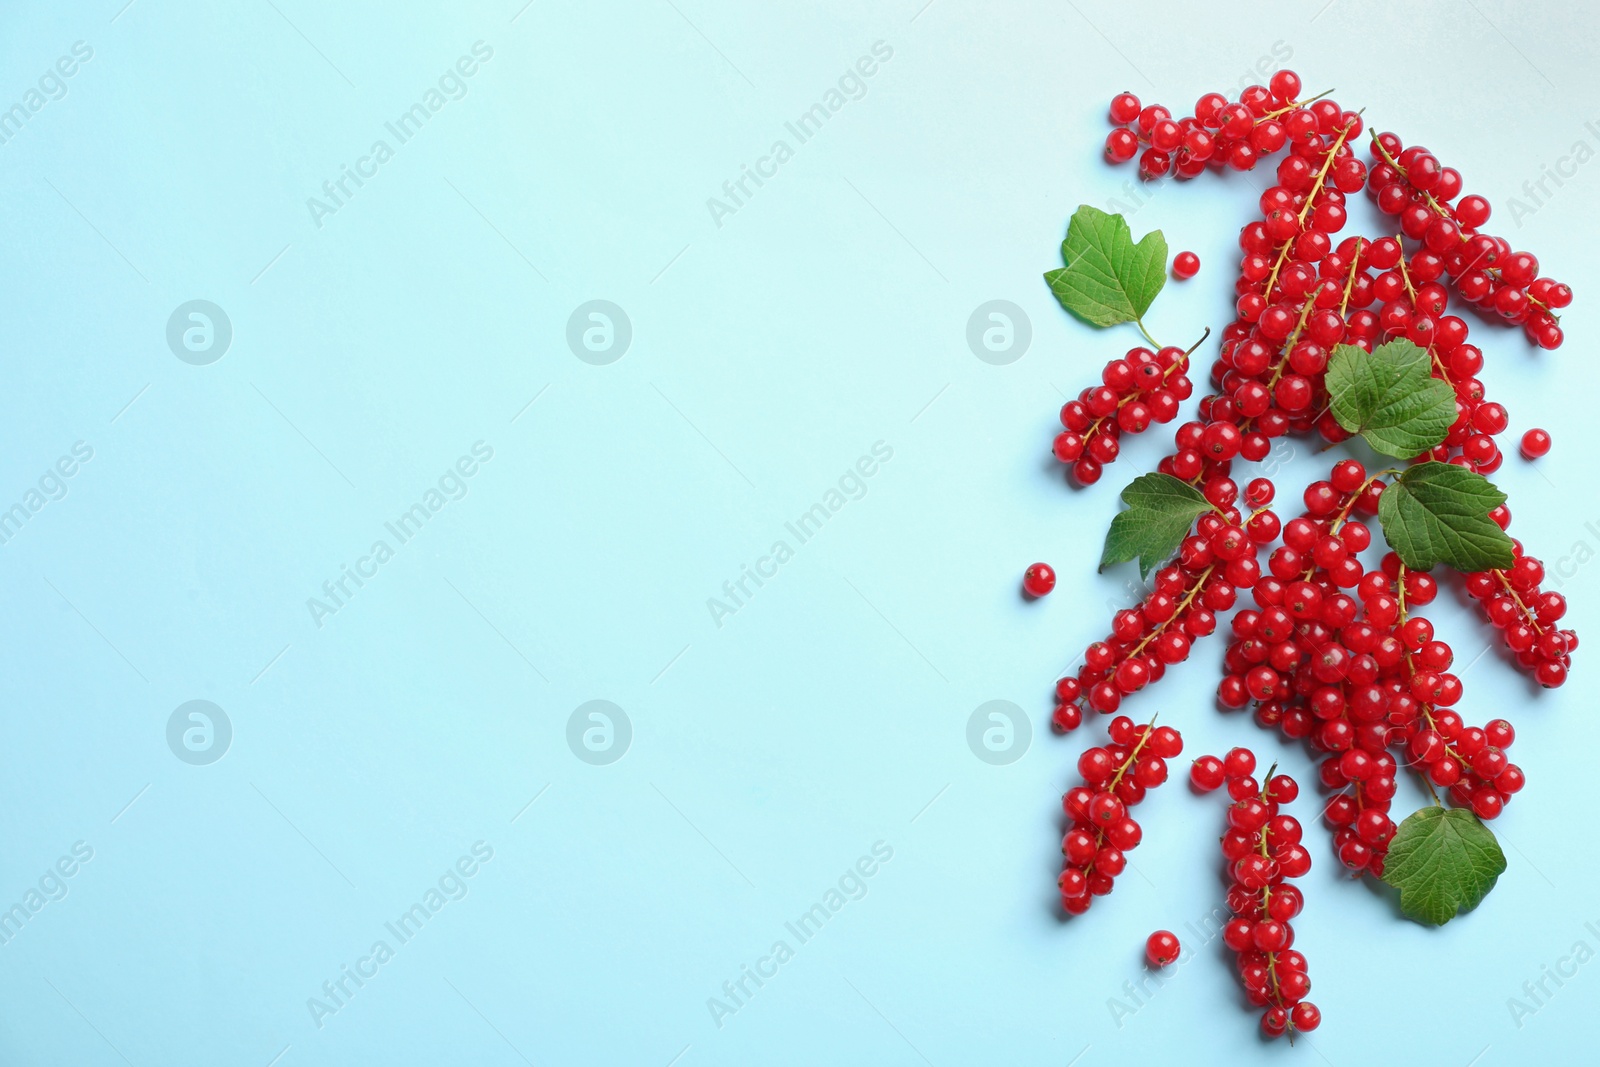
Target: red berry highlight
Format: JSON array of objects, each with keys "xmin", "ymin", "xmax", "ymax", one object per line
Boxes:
[
  {"xmin": 1146, "ymin": 929, "xmax": 1181, "ymax": 967},
  {"xmin": 1520, "ymin": 428, "xmax": 1551, "ymax": 459},
  {"xmin": 1023, "ymin": 562, "xmax": 1057, "ymax": 597}
]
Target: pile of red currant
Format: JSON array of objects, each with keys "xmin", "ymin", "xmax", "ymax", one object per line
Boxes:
[
  {"xmin": 1054, "ymin": 340, "xmax": 1198, "ymax": 485},
  {"xmin": 1051, "ymin": 489, "xmax": 1269, "ymax": 730},
  {"xmin": 1193, "ymin": 749, "xmax": 1320, "ymax": 1038},
  {"xmin": 1041, "ymin": 68, "xmax": 1575, "ymax": 1037},
  {"xmin": 1058, "ymin": 715, "xmax": 1183, "ymax": 913},
  {"xmin": 1365, "ymin": 131, "xmax": 1569, "ymax": 349}
]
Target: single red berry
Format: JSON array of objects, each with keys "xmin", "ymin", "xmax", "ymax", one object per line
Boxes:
[
  {"xmin": 1520, "ymin": 428, "xmax": 1552, "ymax": 459},
  {"xmin": 1088, "ymin": 791, "xmax": 1125, "ymax": 827},
  {"xmin": 1105, "ymin": 128, "xmax": 1139, "ymax": 164},
  {"xmin": 1190, "ymin": 755, "xmax": 1226, "ymax": 792},
  {"xmin": 1291, "ymin": 1001, "xmax": 1321, "ymax": 1032},
  {"xmin": 1109, "ymin": 92, "xmax": 1141, "ymax": 125},
  {"xmin": 1022, "ymin": 563, "xmax": 1056, "ymax": 597},
  {"xmin": 1269, "ymin": 69, "xmax": 1302, "ymax": 102},
  {"xmin": 1050, "ymin": 704, "xmax": 1082, "ymax": 732},
  {"xmin": 1223, "ymin": 747, "xmax": 1256, "ymax": 780},
  {"xmin": 1173, "ymin": 251, "xmax": 1200, "ymax": 279},
  {"xmin": 1145, "ymin": 929, "xmax": 1181, "ymax": 967}
]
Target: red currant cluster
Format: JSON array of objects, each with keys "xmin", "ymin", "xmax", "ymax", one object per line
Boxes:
[
  {"xmin": 1465, "ymin": 528, "xmax": 1575, "ymax": 687},
  {"xmin": 1196, "ymin": 457, "xmax": 1540, "ymax": 871},
  {"xmin": 1104, "ymin": 72, "xmax": 1356, "ymax": 183},
  {"xmin": 1191, "ymin": 749, "xmax": 1319, "ymax": 1037},
  {"xmin": 1401, "ymin": 712, "xmax": 1521, "ymax": 817},
  {"xmin": 1103, "ymin": 74, "xmax": 1375, "ymax": 459},
  {"xmin": 1059, "ymin": 68, "xmax": 1572, "ymax": 740},
  {"xmin": 1303, "ymin": 232, "xmax": 1518, "ymax": 476},
  {"xmin": 1218, "ymin": 459, "xmax": 1385, "ymax": 711},
  {"xmin": 1038, "ymin": 65, "xmax": 1577, "ymax": 1041},
  {"xmin": 1173, "ymin": 117, "xmax": 1370, "ymax": 459},
  {"xmin": 1367, "ymin": 131, "xmax": 1570, "ymax": 349},
  {"xmin": 1053, "ymin": 343, "xmax": 1196, "ymax": 485},
  {"xmin": 1058, "ymin": 716, "xmax": 1182, "ymax": 914},
  {"xmin": 1051, "ymin": 484, "xmax": 1273, "ymax": 730},
  {"xmin": 1101, "ymin": 73, "xmax": 1563, "ymax": 481},
  {"xmin": 1431, "ymin": 352, "xmax": 1509, "ymax": 476}
]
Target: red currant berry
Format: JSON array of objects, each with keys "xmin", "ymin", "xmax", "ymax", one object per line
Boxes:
[
  {"xmin": 1173, "ymin": 251, "xmax": 1200, "ymax": 279},
  {"xmin": 1088, "ymin": 791, "xmax": 1126, "ymax": 827},
  {"xmin": 1145, "ymin": 929, "xmax": 1181, "ymax": 967},
  {"xmin": 1223, "ymin": 747, "xmax": 1256, "ymax": 780},
  {"xmin": 1105, "ymin": 128, "xmax": 1139, "ymax": 163},
  {"xmin": 1023, "ymin": 563, "xmax": 1056, "ymax": 598},
  {"xmin": 1520, "ymin": 428, "xmax": 1552, "ymax": 459},
  {"xmin": 1109, "ymin": 92, "xmax": 1141, "ymax": 124},
  {"xmin": 1050, "ymin": 704, "xmax": 1083, "ymax": 733},
  {"xmin": 1077, "ymin": 748, "xmax": 1114, "ymax": 786},
  {"xmin": 1222, "ymin": 919, "xmax": 1254, "ymax": 952},
  {"xmin": 1191, "ymin": 755, "xmax": 1226, "ymax": 792}
]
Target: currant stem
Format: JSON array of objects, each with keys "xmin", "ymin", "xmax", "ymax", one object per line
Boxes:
[
  {"xmin": 1493, "ymin": 570, "xmax": 1549, "ymax": 639},
  {"xmin": 1080, "ymin": 333, "xmax": 1195, "ymax": 440},
  {"xmin": 1337, "ymin": 239, "xmax": 1365, "ymax": 317},
  {"xmin": 1135, "ymin": 318, "xmax": 1161, "ymax": 348},
  {"xmin": 1294, "ymin": 113, "xmax": 1362, "ymax": 228},
  {"xmin": 1184, "ymin": 326, "xmax": 1213, "ymax": 356},
  {"xmin": 1369, "ymin": 129, "xmax": 1560, "ymax": 319},
  {"xmin": 1394, "ymin": 236, "xmax": 1417, "ymax": 302},
  {"xmin": 1106, "ymin": 711, "xmax": 1161, "ymax": 792},
  {"xmin": 1126, "ymin": 563, "xmax": 1218, "ymax": 662},
  {"xmin": 1261, "ymin": 87, "xmax": 1335, "ymax": 121}
]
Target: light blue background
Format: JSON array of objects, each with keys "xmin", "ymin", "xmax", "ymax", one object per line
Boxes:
[{"xmin": 2, "ymin": 0, "xmax": 1597, "ymax": 1064}]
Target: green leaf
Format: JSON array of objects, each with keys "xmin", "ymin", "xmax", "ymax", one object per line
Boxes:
[
  {"xmin": 1100, "ymin": 473, "xmax": 1212, "ymax": 580},
  {"xmin": 1044, "ymin": 206, "xmax": 1167, "ymax": 328},
  {"xmin": 1381, "ymin": 806, "xmax": 1507, "ymax": 925},
  {"xmin": 1377, "ymin": 462, "xmax": 1515, "ymax": 572},
  {"xmin": 1326, "ymin": 338, "xmax": 1458, "ymax": 458}
]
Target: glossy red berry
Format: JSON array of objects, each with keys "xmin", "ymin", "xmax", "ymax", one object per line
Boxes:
[
  {"xmin": 1146, "ymin": 929, "xmax": 1181, "ymax": 967},
  {"xmin": 1190, "ymin": 755, "xmax": 1226, "ymax": 792},
  {"xmin": 1223, "ymin": 747, "xmax": 1256, "ymax": 780},
  {"xmin": 1045, "ymin": 95, "xmax": 1574, "ymax": 991},
  {"xmin": 1023, "ymin": 563, "xmax": 1056, "ymax": 597},
  {"xmin": 1520, "ymin": 428, "xmax": 1552, "ymax": 459},
  {"xmin": 1109, "ymin": 92, "xmax": 1141, "ymax": 124}
]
